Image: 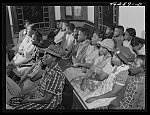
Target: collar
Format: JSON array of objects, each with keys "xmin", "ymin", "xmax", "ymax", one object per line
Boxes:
[{"xmin": 114, "ymin": 35, "xmax": 123, "ymax": 39}]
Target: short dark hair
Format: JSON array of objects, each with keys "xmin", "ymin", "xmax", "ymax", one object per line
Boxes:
[
  {"xmin": 116, "ymin": 25, "xmax": 124, "ymax": 34},
  {"xmin": 79, "ymin": 27, "xmax": 89, "ymax": 37},
  {"xmin": 66, "ymin": 23, "xmax": 75, "ymax": 32},
  {"xmin": 24, "ymin": 19, "xmax": 31, "ymax": 25},
  {"xmin": 28, "ymin": 24, "xmax": 37, "ymax": 31},
  {"xmin": 93, "ymin": 28, "xmax": 101, "ymax": 38},
  {"xmin": 107, "ymin": 25, "xmax": 115, "ymax": 31},
  {"xmin": 131, "ymin": 37, "xmax": 145, "ymax": 47},
  {"xmin": 126, "ymin": 28, "xmax": 136, "ymax": 37},
  {"xmin": 136, "ymin": 55, "xmax": 146, "ymax": 70}
]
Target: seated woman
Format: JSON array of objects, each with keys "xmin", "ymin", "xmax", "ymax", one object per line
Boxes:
[
  {"xmin": 90, "ymin": 28, "xmax": 103, "ymax": 45},
  {"xmin": 64, "ymin": 39, "xmax": 100, "ymax": 82},
  {"xmin": 78, "ymin": 39, "xmax": 115, "ymax": 91},
  {"xmin": 109, "ymin": 55, "xmax": 145, "ymax": 110},
  {"xmin": 32, "ymin": 30, "xmax": 51, "ymax": 49},
  {"xmin": 63, "ymin": 39, "xmax": 115, "ymax": 104},
  {"xmin": 7, "ymin": 46, "xmax": 65, "ymax": 110},
  {"xmin": 54, "ymin": 20, "xmax": 68, "ymax": 44},
  {"xmin": 47, "ymin": 20, "xmax": 62, "ymax": 45},
  {"xmin": 10, "ymin": 24, "xmax": 37, "ymax": 66},
  {"xmin": 8, "ymin": 20, "xmax": 31, "ymax": 62},
  {"xmin": 6, "ymin": 48, "xmax": 47, "ymax": 102},
  {"xmin": 85, "ymin": 46, "xmax": 135, "ymax": 109},
  {"xmin": 73, "ymin": 27, "xmax": 82, "ymax": 41}
]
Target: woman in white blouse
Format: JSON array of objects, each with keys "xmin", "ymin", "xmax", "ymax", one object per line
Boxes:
[{"xmin": 11, "ymin": 24, "xmax": 37, "ymax": 66}]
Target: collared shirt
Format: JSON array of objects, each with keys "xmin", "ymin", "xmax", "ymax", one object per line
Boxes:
[
  {"xmin": 93, "ymin": 64, "xmax": 129, "ymax": 96},
  {"xmin": 65, "ymin": 33, "xmax": 75, "ymax": 49},
  {"xmin": 76, "ymin": 40, "xmax": 90, "ymax": 60},
  {"xmin": 9, "ymin": 63, "xmax": 65, "ymax": 110},
  {"xmin": 18, "ymin": 35, "xmax": 36, "ymax": 58},
  {"xmin": 54, "ymin": 30, "xmax": 66, "ymax": 44},
  {"xmin": 17, "ymin": 29, "xmax": 27, "ymax": 46}
]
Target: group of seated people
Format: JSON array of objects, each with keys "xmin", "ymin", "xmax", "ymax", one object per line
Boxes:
[{"xmin": 6, "ymin": 19, "xmax": 146, "ymax": 110}]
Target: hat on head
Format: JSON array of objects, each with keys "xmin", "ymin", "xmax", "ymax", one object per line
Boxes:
[
  {"xmin": 32, "ymin": 39, "xmax": 51, "ymax": 48},
  {"xmin": 97, "ymin": 39, "xmax": 114, "ymax": 51},
  {"xmin": 116, "ymin": 46, "xmax": 135, "ymax": 64},
  {"xmin": 42, "ymin": 45, "xmax": 61, "ymax": 57}
]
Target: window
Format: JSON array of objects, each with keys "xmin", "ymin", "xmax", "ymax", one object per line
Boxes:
[
  {"xmin": 99, "ymin": 13, "xmax": 102, "ymax": 18},
  {"xmin": 66, "ymin": 6, "xmax": 72, "ymax": 16},
  {"xmin": 44, "ymin": 13, "xmax": 49, "ymax": 17},
  {"xmin": 17, "ymin": 15, "xmax": 23, "ymax": 19},
  {"xmin": 74, "ymin": 6, "xmax": 81, "ymax": 17},
  {"xmin": 44, "ymin": 7, "xmax": 48, "ymax": 12},
  {"xmin": 44, "ymin": 18, "xmax": 49, "ymax": 22}
]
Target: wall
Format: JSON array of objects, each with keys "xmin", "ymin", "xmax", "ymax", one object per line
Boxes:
[
  {"xmin": 6, "ymin": 6, "xmax": 14, "ymax": 46},
  {"xmin": 119, "ymin": 6, "xmax": 145, "ymax": 39},
  {"xmin": 87, "ymin": 6, "xmax": 94, "ymax": 23}
]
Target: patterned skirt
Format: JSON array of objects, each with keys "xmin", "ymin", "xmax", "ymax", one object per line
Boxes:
[{"xmin": 8, "ymin": 94, "xmax": 61, "ymax": 110}]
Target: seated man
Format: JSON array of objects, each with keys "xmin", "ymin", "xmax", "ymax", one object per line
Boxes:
[
  {"xmin": 72, "ymin": 27, "xmax": 90, "ymax": 64},
  {"xmin": 112, "ymin": 25, "xmax": 124, "ymax": 49},
  {"xmin": 59, "ymin": 23, "xmax": 76, "ymax": 58},
  {"xmin": 109, "ymin": 55, "xmax": 145, "ymax": 109},
  {"xmin": 102, "ymin": 25, "xmax": 114, "ymax": 40},
  {"xmin": 7, "ymin": 46, "xmax": 65, "ymax": 110},
  {"xmin": 85, "ymin": 46, "xmax": 135, "ymax": 109}
]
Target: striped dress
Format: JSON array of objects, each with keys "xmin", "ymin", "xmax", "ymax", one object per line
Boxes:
[{"xmin": 8, "ymin": 63, "xmax": 65, "ymax": 110}]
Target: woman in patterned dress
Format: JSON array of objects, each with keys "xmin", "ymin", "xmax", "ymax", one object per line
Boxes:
[
  {"xmin": 85, "ymin": 46, "xmax": 135, "ymax": 105},
  {"xmin": 109, "ymin": 55, "xmax": 145, "ymax": 109},
  {"xmin": 8, "ymin": 47, "xmax": 65, "ymax": 110},
  {"xmin": 79, "ymin": 39, "xmax": 115, "ymax": 91}
]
